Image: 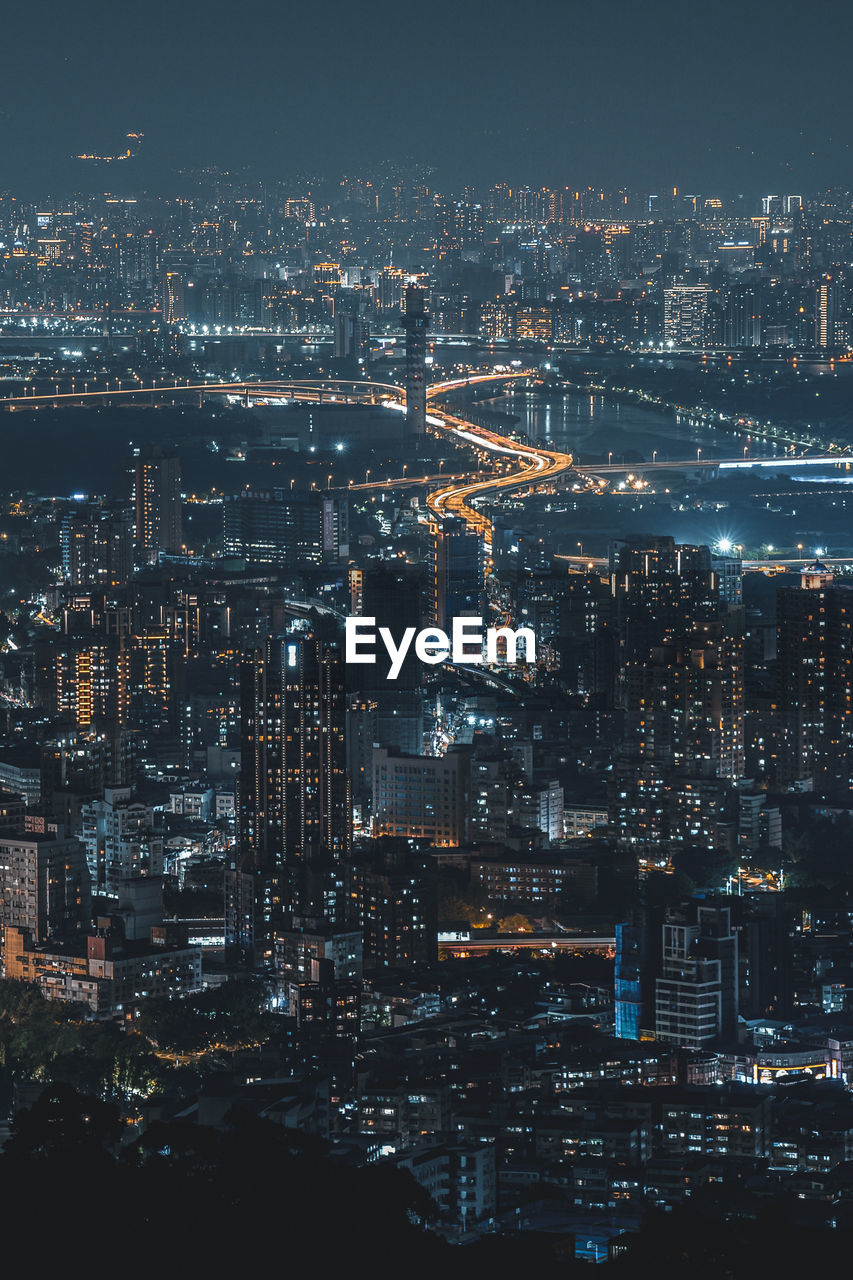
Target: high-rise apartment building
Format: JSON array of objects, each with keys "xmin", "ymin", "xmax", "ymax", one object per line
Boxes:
[
  {"xmin": 222, "ymin": 490, "xmax": 348, "ymax": 567},
  {"xmin": 60, "ymin": 507, "xmax": 133, "ymax": 587},
  {"xmin": 663, "ymin": 284, "xmax": 711, "ymax": 345},
  {"xmin": 334, "ymin": 296, "xmax": 371, "ymax": 363},
  {"xmin": 161, "ymin": 269, "xmax": 186, "ymax": 324},
  {"xmin": 81, "ymin": 786, "xmax": 164, "ymax": 895},
  {"xmin": 624, "ymin": 622, "xmax": 744, "ymax": 781},
  {"xmin": 815, "ymin": 275, "xmax": 840, "ymax": 348},
  {"xmin": 402, "ymin": 284, "xmax": 429, "ymax": 436},
  {"xmin": 227, "ymin": 634, "xmax": 351, "ymax": 965},
  {"xmin": 0, "ymin": 833, "xmax": 90, "ymax": 942},
  {"xmin": 371, "ymin": 746, "xmax": 469, "ymax": 846},
  {"xmin": 774, "ymin": 567, "xmax": 853, "ymax": 795},
  {"xmin": 610, "ymin": 537, "xmax": 718, "ymax": 670},
  {"xmin": 131, "ymin": 445, "xmax": 183, "ymax": 564},
  {"xmin": 432, "ymin": 517, "xmax": 483, "ymax": 629},
  {"xmin": 350, "ymin": 840, "xmax": 437, "ymax": 969},
  {"xmin": 655, "ymin": 906, "xmax": 738, "ymax": 1049}
]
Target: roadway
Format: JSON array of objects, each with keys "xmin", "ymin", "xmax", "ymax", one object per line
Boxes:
[
  {"xmin": 0, "ymin": 375, "xmax": 405, "ymax": 409},
  {"xmin": 0, "ymin": 370, "xmax": 576, "ymax": 558},
  {"xmin": 424, "ymin": 375, "xmax": 574, "ymax": 550},
  {"xmin": 556, "ymin": 552, "xmax": 853, "ymax": 574},
  {"xmin": 439, "ymin": 934, "xmax": 615, "ymax": 957},
  {"xmin": 576, "ymin": 453, "xmax": 852, "ymax": 476}
]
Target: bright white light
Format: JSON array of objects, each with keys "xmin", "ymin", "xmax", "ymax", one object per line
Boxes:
[{"xmin": 717, "ymin": 538, "xmax": 733, "ymax": 553}]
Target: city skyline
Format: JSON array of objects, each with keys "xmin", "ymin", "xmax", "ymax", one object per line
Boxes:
[{"xmin": 4, "ymin": 4, "xmax": 853, "ymax": 1269}]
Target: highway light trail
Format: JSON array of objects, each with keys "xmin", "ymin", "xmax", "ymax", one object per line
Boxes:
[{"xmin": 424, "ymin": 391, "xmax": 574, "ymax": 552}]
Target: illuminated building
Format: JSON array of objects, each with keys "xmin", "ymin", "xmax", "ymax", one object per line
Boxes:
[
  {"xmin": 350, "ymin": 840, "xmax": 437, "ymax": 968},
  {"xmin": 663, "ymin": 284, "xmax": 710, "ymax": 345},
  {"xmin": 131, "ymin": 445, "xmax": 183, "ymax": 564},
  {"xmin": 624, "ymin": 623, "xmax": 744, "ymax": 781},
  {"xmin": 724, "ymin": 281, "xmax": 762, "ymax": 347},
  {"xmin": 515, "ymin": 305, "xmax": 553, "ymax": 341},
  {"xmin": 518, "ymin": 568, "xmax": 615, "ymax": 701},
  {"xmin": 815, "ymin": 275, "xmax": 840, "ymax": 347},
  {"xmin": 81, "ymin": 786, "xmax": 164, "ymax": 895},
  {"xmin": 401, "ymin": 284, "xmax": 429, "ymax": 436},
  {"xmin": 390, "ymin": 1144, "xmax": 496, "ymax": 1227},
  {"xmin": 431, "ymin": 517, "xmax": 482, "ymax": 630},
  {"xmin": 222, "ymin": 489, "xmax": 349, "ymax": 566},
  {"xmin": 55, "ymin": 637, "xmax": 130, "ymax": 729},
  {"xmin": 284, "ymin": 962, "xmax": 360, "ymax": 1037},
  {"xmin": 371, "ymin": 746, "xmax": 469, "ymax": 846},
  {"xmin": 333, "ymin": 296, "xmax": 370, "ymax": 363},
  {"xmin": 479, "ymin": 300, "xmax": 516, "ymax": 342},
  {"xmin": 161, "ymin": 269, "xmax": 186, "ymax": 323},
  {"xmin": 470, "ymin": 854, "xmax": 595, "ymax": 904},
  {"xmin": 615, "ymin": 922, "xmax": 648, "ymax": 1040},
  {"xmin": 774, "ymin": 571, "xmax": 853, "ymax": 795},
  {"xmin": 2, "ymin": 923, "xmax": 202, "ymax": 1017},
  {"xmin": 377, "ymin": 266, "xmax": 406, "ymax": 315},
  {"xmin": 284, "ymin": 198, "xmax": 315, "ymax": 221},
  {"xmin": 0, "ymin": 833, "xmax": 90, "ymax": 942},
  {"xmin": 129, "ymin": 628, "xmax": 173, "ymax": 734},
  {"xmin": 40, "ymin": 730, "xmax": 133, "ymax": 828},
  {"xmin": 0, "ymin": 745, "xmax": 42, "ymax": 807},
  {"xmin": 655, "ymin": 907, "xmax": 738, "ymax": 1049},
  {"xmin": 610, "ymin": 536, "xmax": 718, "ymax": 670},
  {"xmin": 276, "ymin": 926, "xmax": 363, "ymax": 982},
  {"xmin": 313, "ymin": 262, "xmax": 341, "ymax": 287},
  {"xmin": 711, "ymin": 548, "xmax": 743, "ymax": 608},
  {"xmin": 227, "ymin": 634, "xmax": 350, "ymax": 966},
  {"xmin": 60, "ymin": 507, "xmax": 132, "ymax": 588}
]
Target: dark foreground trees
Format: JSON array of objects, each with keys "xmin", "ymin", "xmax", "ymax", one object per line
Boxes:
[{"xmin": 4, "ymin": 1086, "xmax": 853, "ymax": 1277}]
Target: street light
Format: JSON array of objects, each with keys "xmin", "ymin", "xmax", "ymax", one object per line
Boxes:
[
  {"xmin": 365, "ymin": 468, "xmax": 371, "ymax": 484},
  {"xmin": 608, "ymin": 451, "xmax": 613, "ymax": 465},
  {"xmin": 696, "ymin": 447, "xmax": 702, "ymax": 463},
  {"xmin": 652, "ymin": 450, "xmax": 657, "ymax": 464}
]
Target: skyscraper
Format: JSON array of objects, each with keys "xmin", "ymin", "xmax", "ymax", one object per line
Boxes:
[
  {"xmin": 663, "ymin": 284, "xmax": 711, "ymax": 346},
  {"xmin": 815, "ymin": 275, "xmax": 840, "ymax": 348},
  {"xmin": 774, "ymin": 566, "xmax": 853, "ymax": 795},
  {"xmin": 334, "ymin": 295, "xmax": 371, "ymax": 364},
  {"xmin": 161, "ymin": 269, "xmax": 186, "ymax": 324},
  {"xmin": 655, "ymin": 906, "xmax": 738, "ymax": 1049},
  {"xmin": 0, "ymin": 833, "xmax": 91, "ymax": 943},
  {"xmin": 624, "ymin": 622, "xmax": 744, "ymax": 781},
  {"xmin": 60, "ymin": 507, "xmax": 133, "ymax": 588},
  {"xmin": 131, "ymin": 445, "xmax": 183, "ymax": 564},
  {"xmin": 227, "ymin": 632, "xmax": 351, "ymax": 966},
  {"xmin": 402, "ymin": 284, "xmax": 429, "ymax": 436},
  {"xmin": 432, "ymin": 517, "xmax": 483, "ymax": 629},
  {"xmin": 610, "ymin": 537, "xmax": 718, "ymax": 671},
  {"xmin": 356, "ymin": 565, "xmax": 424, "ymax": 756}
]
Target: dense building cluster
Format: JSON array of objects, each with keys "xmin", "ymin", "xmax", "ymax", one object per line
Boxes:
[
  {"xmin": 1, "ymin": 180, "xmax": 852, "ymax": 355},
  {"xmin": 1, "ymin": 169, "xmax": 853, "ymax": 1260}
]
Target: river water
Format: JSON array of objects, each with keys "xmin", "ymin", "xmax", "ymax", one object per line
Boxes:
[{"xmin": 478, "ymin": 387, "xmax": 780, "ymax": 465}]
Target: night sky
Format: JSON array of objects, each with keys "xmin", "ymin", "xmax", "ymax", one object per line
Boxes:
[{"xmin": 6, "ymin": 0, "xmax": 853, "ymax": 193}]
